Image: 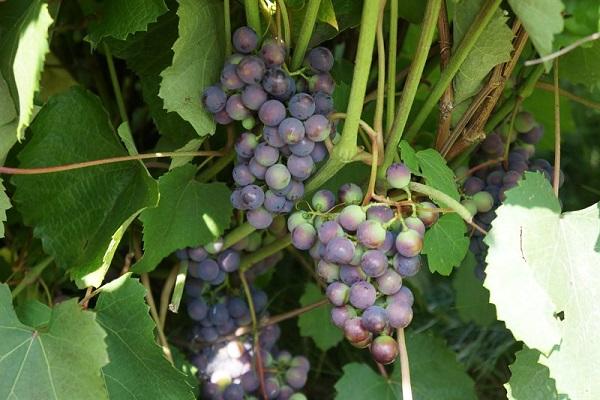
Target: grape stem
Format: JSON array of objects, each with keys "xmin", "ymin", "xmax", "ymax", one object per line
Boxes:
[
  {"xmin": 275, "ymin": 0, "xmax": 291, "ymax": 47},
  {"xmin": 240, "ymin": 236, "xmax": 293, "ymax": 271},
  {"xmin": 222, "ymin": 222, "xmax": 257, "ymax": 250},
  {"xmin": 434, "ymin": 0, "xmax": 454, "ymax": 151},
  {"xmin": 10, "ymin": 256, "xmax": 54, "ymax": 299},
  {"xmin": 245, "ymin": 0, "xmax": 262, "ymax": 35},
  {"xmin": 159, "ymin": 264, "xmax": 179, "ymax": 330},
  {"xmin": 552, "ymin": 58, "xmax": 561, "ymax": 197},
  {"xmin": 141, "ymin": 273, "xmax": 175, "ymax": 364},
  {"xmin": 386, "ymin": 0, "xmax": 398, "ymax": 133},
  {"xmin": 397, "ymin": 328, "xmax": 413, "ymax": 400},
  {"xmin": 376, "ymin": 362, "xmax": 389, "ymax": 379},
  {"xmin": 459, "ymin": 157, "xmax": 503, "ymax": 179},
  {"xmin": 373, "ymin": 0, "xmax": 387, "ymax": 137},
  {"xmin": 290, "ymin": 0, "xmax": 321, "ymax": 70},
  {"xmin": 535, "ymin": 81, "xmax": 600, "ymax": 112},
  {"xmin": 168, "ymin": 260, "xmax": 188, "ymax": 313}
]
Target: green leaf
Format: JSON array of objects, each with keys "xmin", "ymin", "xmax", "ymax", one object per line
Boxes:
[
  {"xmin": 484, "ymin": 172, "xmax": 600, "ymax": 399},
  {"xmin": 559, "ymin": 0, "xmax": 600, "ymax": 47},
  {"xmin": 133, "ymin": 165, "xmax": 233, "ymax": 273},
  {"xmin": 169, "ymin": 138, "xmax": 205, "ymax": 170},
  {"xmin": 12, "ymin": 87, "xmax": 159, "ymax": 286},
  {"xmin": 560, "ymin": 41, "xmax": 600, "ymax": 91},
  {"xmin": 306, "ymin": 0, "xmax": 362, "ymax": 47},
  {"xmin": 86, "ymin": 0, "xmax": 168, "ymax": 46},
  {"xmin": 453, "ymin": 0, "xmax": 513, "ymax": 104},
  {"xmin": 452, "ymin": 252, "xmax": 496, "ymax": 326},
  {"xmin": 94, "ymin": 275, "xmax": 195, "ymax": 400},
  {"xmin": 415, "ymin": 149, "xmax": 460, "ymax": 202},
  {"xmin": 0, "ymin": 179, "xmax": 10, "ymax": 238},
  {"xmin": 398, "ymin": 140, "xmax": 420, "ymax": 175},
  {"xmin": 398, "ymin": 1, "xmax": 426, "ymax": 24},
  {"xmin": 298, "ymin": 282, "xmax": 343, "ymax": 351},
  {"xmin": 318, "ymin": 0, "xmax": 338, "ymax": 30},
  {"xmin": 0, "ymin": 284, "xmax": 109, "ymax": 399},
  {"xmin": 505, "ymin": 348, "xmax": 562, "ymax": 400},
  {"xmin": 0, "ymin": 0, "xmax": 53, "ymax": 140},
  {"xmin": 422, "ymin": 213, "xmax": 468, "ymax": 275},
  {"xmin": 335, "ymin": 332, "xmax": 477, "ymax": 399},
  {"xmin": 15, "ymin": 300, "xmax": 51, "ymax": 328},
  {"xmin": 508, "ymin": 0, "xmax": 564, "ymax": 70},
  {"xmin": 117, "ymin": 122, "xmax": 138, "ymax": 155},
  {"xmin": 159, "ymin": 0, "xmax": 224, "ymax": 136}
]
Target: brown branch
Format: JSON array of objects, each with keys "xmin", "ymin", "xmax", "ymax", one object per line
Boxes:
[{"xmin": 435, "ymin": 0, "xmax": 453, "ymax": 150}]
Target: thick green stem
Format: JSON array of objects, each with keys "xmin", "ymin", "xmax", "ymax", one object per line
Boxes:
[
  {"xmin": 409, "ymin": 182, "xmax": 473, "ymax": 223},
  {"xmin": 224, "ymin": 0, "xmax": 232, "ymax": 55},
  {"xmin": 374, "ymin": 0, "xmax": 387, "ymax": 135},
  {"xmin": 381, "ymin": 0, "xmax": 441, "ymax": 175},
  {"xmin": 334, "ymin": 1, "xmax": 381, "ymax": 161},
  {"xmin": 196, "ymin": 151, "xmax": 235, "ymax": 182},
  {"xmin": 290, "ymin": 0, "xmax": 321, "ymax": 70},
  {"xmin": 222, "ymin": 222, "xmax": 257, "ymax": 250},
  {"xmin": 245, "ymin": 0, "xmax": 262, "ymax": 35},
  {"xmin": 169, "ymin": 261, "xmax": 188, "ymax": 313},
  {"xmin": 240, "ymin": 236, "xmax": 292, "ymax": 271},
  {"xmin": 276, "ymin": 0, "xmax": 291, "ymax": 47},
  {"xmin": 11, "ymin": 256, "xmax": 54, "ymax": 298},
  {"xmin": 404, "ymin": 0, "xmax": 502, "ymax": 142},
  {"xmin": 304, "ymin": 157, "xmax": 346, "ymax": 195},
  {"xmin": 386, "ymin": 0, "xmax": 398, "ymax": 133}
]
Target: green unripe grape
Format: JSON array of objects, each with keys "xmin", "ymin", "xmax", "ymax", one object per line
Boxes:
[
  {"xmin": 242, "ymin": 116, "xmax": 256, "ymax": 130},
  {"xmin": 514, "ymin": 111, "xmax": 536, "ymax": 133},
  {"xmin": 472, "ymin": 191, "xmax": 494, "ymax": 213},
  {"xmin": 461, "ymin": 199, "xmax": 478, "ymax": 216}
]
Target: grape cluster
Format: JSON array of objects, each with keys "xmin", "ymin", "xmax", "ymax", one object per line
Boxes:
[
  {"xmin": 192, "ymin": 335, "xmax": 310, "ymax": 400},
  {"xmin": 202, "ymin": 26, "xmax": 338, "ymax": 230},
  {"xmin": 287, "ymin": 164, "xmax": 439, "ymax": 364},
  {"xmin": 457, "ymin": 112, "xmax": 563, "ymax": 277}
]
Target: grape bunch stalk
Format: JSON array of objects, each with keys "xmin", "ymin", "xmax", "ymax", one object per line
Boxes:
[
  {"xmin": 287, "ymin": 163, "xmax": 440, "ymax": 364},
  {"xmin": 202, "ymin": 26, "xmax": 339, "ymax": 230},
  {"xmin": 457, "ymin": 111, "xmax": 564, "ymax": 277}
]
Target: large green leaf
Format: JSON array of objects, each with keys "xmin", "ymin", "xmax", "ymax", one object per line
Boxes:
[
  {"xmin": 484, "ymin": 172, "xmax": 600, "ymax": 399},
  {"xmin": 453, "ymin": 0, "xmax": 513, "ymax": 105},
  {"xmin": 12, "ymin": 87, "xmax": 159, "ymax": 286},
  {"xmin": 0, "ymin": 0, "xmax": 53, "ymax": 140},
  {"xmin": 0, "ymin": 179, "xmax": 10, "ymax": 238},
  {"xmin": 422, "ymin": 213, "xmax": 468, "ymax": 275},
  {"xmin": 508, "ymin": 0, "xmax": 564, "ymax": 70},
  {"xmin": 297, "ymin": 282, "xmax": 343, "ymax": 351},
  {"xmin": 0, "ymin": 72, "xmax": 18, "ymax": 163},
  {"xmin": 561, "ymin": 41, "xmax": 600, "ymax": 92},
  {"xmin": 159, "ymin": 0, "xmax": 224, "ymax": 136},
  {"xmin": 559, "ymin": 0, "xmax": 600, "ymax": 47},
  {"xmin": 85, "ymin": 0, "xmax": 168, "ymax": 46},
  {"xmin": 133, "ymin": 165, "xmax": 233, "ymax": 273},
  {"xmin": 94, "ymin": 275, "xmax": 195, "ymax": 400},
  {"xmin": 0, "ymin": 284, "xmax": 109, "ymax": 399},
  {"xmin": 452, "ymin": 252, "xmax": 496, "ymax": 326},
  {"xmin": 415, "ymin": 149, "xmax": 460, "ymax": 202},
  {"xmin": 505, "ymin": 348, "xmax": 563, "ymax": 400},
  {"xmin": 335, "ymin": 332, "xmax": 476, "ymax": 400}
]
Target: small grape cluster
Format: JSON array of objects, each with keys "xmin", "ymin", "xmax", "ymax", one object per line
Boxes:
[
  {"xmin": 193, "ymin": 335, "xmax": 310, "ymax": 400},
  {"xmin": 457, "ymin": 111, "xmax": 563, "ymax": 277},
  {"xmin": 286, "ymin": 164, "xmax": 439, "ymax": 364},
  {"xmin": 202, "ymin": 26, "xmax": 338, "ymax": 230}
]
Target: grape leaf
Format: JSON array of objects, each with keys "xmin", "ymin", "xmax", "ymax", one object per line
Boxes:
[
  {"xmin": 169, "ymin": 138, "xmax": 205, "ymax": 170},
  {"xmin": 484, "ymin": 172, "xmax": 600, "ymax": 399},
  {"xmin": 133, "ymin": 165, "xmax": 233, "ymax": 273},
  {"xmin": 508, "ymin": 0, "xmax": 564, "ymax": 70},
  {"xmin": 159, "ymin": 0, "xmax": 224, "ymax": 136},
  {"xmin": 422, "ymin": 213, "xmax": 469, "ymax": 275},
  {"xmin": 85, "ymin": 0, "xmax": 168, "ymax": 46},
  {"xmin": 0, "ymin": 72, "xmax": 18, "ymax": 165},
  {"xmin": 452, "ymin": 252, "xmax": 496, "ymax": 326},
  {"xmin": 558, "ymin": 0, "xmax": 600, "ymax": 47},
  {"xmin": 398, "ymin": 140, "xmax": 420, "ymax": 175},
  {"xmin": 505, "ymin": 348, "xmax": 563, "ymax": 400},
  {"xmin": 307, "ymin": 0, "xmax": 362, "ymax": 47},
  {"xmin": 0, "ymin": 284, "xmax": 109, "ymax": 399},
  {"xmin": 335, "ymin": 332, "xmax": 476, "ymax": 400},
  {"xmin": 415, "ymin": 149, "xmax": 460, "ymax": 202},
  {"xmin": 94, "ymin": 274, "xmax": 195, "ymax": 400},
  {"xmin": 453, "ymin": 0, "xmax": 513, "ymax": 104},
  {"xmin": 298, "ymin": 282, "xmax": 343, "ymax": 351},
  {"xmin": 560, "ymin": 41, "xmax": 600, "ymax": 91},
  {"xmin": 15, "ymin": 300, "xmax": 51, "ymax": 328},
  {"xmin": 318, "ymin": 0, "xmax": 339, "ymax": 30},
  {"xmin": 0, "ymin": 0, "xmax": 53, "ymax": 140},
  {"xmin": 12, "ymin": 87, "xmax": 159, "ymax": 286},
  {"xmin": 0, "ymin": 179, "xmax": 10, "ymax": 238}
]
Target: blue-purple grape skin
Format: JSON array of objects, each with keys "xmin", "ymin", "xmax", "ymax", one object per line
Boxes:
[
  {"xmin": 241, "ymin": 84, "xmax": 268, "ymax": 110},
  {"xmin": 307, "ymin": 47, "xmax": 334, "ymax": 72},
  {"xmin": 259, "ymin": 99, "xmax": 286, "ymax": 126},
  {"xmin": 232, "ymin": 26, "xmax": 258, "ymax": 53},
  {"xmin": 260, "ymin": 38, "xmax": 286, "ymax": 66},
  {"xmin": 202, "ymin": 85, "xmax": 227, "ymax": 113}
]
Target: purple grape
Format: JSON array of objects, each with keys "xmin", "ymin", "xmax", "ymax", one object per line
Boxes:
[
  {"xmin": 287, "ymin": 211, "xmax": 311, "ymax": 232},
  {"xmin": 187, "ymin": 298, "xmax": 208, "ymax": 320},
  {"xmin": 287, "ymin": 155, "xmax": 314, "ymax": 180},
  {"xmin": 190, "ymin": 259, "xmax": 219, "ymax": 281},
  {"xmin": 236, "ymin": 55, "xmax": 265, "ymax": 84},
  {"xmin": 308, "ymin": 72, "xmax": 335, "ymax": 94},
  {"xmin": 317, "ymin": 220, "xmax": 343, "ymax": 244},
  {"xmin": 310, "ymin": 141, "xmax": 328, "ymax": 162},
  {"xmin": 209, "ymin": 303, "xmax": 230, "ymax": 325},
  {"xmin": 249, "ymin": 157, "xmax": 267, "ymax": 179},
  {"xmin": 392, "ymin": 254, "xmax": 421, "ymax": 277},
  {"xmin": 226, "ymin": 94, "xmax": 251, "ymax": 121},
  {"xmin": 343, "ymin": 317, "xmax": 372, "ymax": 345},
  {"xmin": 241, "ymin": 84, "xmax": 268, "ymax": 110},
  {"xmin": 340, "ymin": 265, "xmax": 366, "ymax": 285},
  {"xmin": 503, "ymin": 170, "xmax": 521, "ymax": 185},
  {"xmin": 199, "ymin": 326, "xmax": 218, "ymax": 342},
  {"xmin": 463, "ymin": 176, "xmax": 485, "ymax": 195},
  {"xmin": 235, "ymin": 132, "xmax": 258, "ymax": 158},
  {"xmin": 262, "ymin": 68, "xmax": 291, "ymax": 96},
  {"xmin": 232, "ymin": 26, "xmax": 258, "ymax": 53},
  {"xmin": 485, "ymin": 170, "xmax": 504, "ymax": 186},
  {"xmin": 370, "ymin": 335, "xmax": 399, "ymax": 365},
  {"xmin": 286, "ymin": 180, "xmax": 304, "ymax": 201},
  {"xmin": 360, "ymin": 250, "xmax": 388, "ymax": 277},
  {"xmin": 221, "ymin": 63, "xmax": 244, "ymax": 90},
  {"xmin": 263, "ymin": 126, "xmax": 285, "ymax": 148},
  {"xmin": 514, "ymin": 111, "xmax": 535, "ymax": 133},
  {"xmin": 202, "ymin": 85, "xmax": 227, "ymax": 113},
  {"xmin": 289, "ymin": 137, "xmax": 315, "ymax": 156},
  {"xmin": 292, "ymin": 223, "xmax": 316, "ymax": 250},
  {"xmin": 510, "ymin": 160, "xmax": 529, "ymax": 174},
  {"xmin": 417, "ymin": 201, "xmax": 439, "ymax": 226},
  {"xmin": 279, "ymin": 117, "xmax": 306, "ymax": 144},
  {"xmin": 388, "ymin": 285, "xmax": 414, "ymax": 306},
  {"xmin": 230, "ymin": 189, "xmax": 245, "ymax": 209},
  {"xmin": 331, "ymin": 305, "xmax": 357, "ymax": 328},
  {"xmin": 254, "ymin": 143, "xmax": 280, "ymax": 167},
  {"xmin": 247, "ymin": 207, "xmax": 273, "ymax": 229},
  {"xmin": 338, "ymin": 205, "xmax": 366, "ymax": 232},
  {"xmin": 285, "ymin": 367, "xmax": 308, "ymax": 390},
  {"xmin": 288, "ymin": 93, "xmax": 316, "ymax": 120},
  {"xmin": 264, "ymin": 377, "xmax": 281, "ymax": 399},
  {"xmin": 313, "ymin": 91, "xmax": 333, "ymax": 115},
  {"xmin": 316, "ymin": 260, "xmax": 340, "ymax": 283},
  {"xmin": 223, "ymin": 383, "xmax": 244, "ymax": 400},
  {"xmin": 241, "ymin": 371, "xmax": 260, "ymax": 392},
  {"xmin": 386, "ymin": 301, "xmax": 413, "ymax": 328},
  {"xmin": 377, "ymin": 269, "xmax": 403, "ymax": 295},
  {"xmin": 303, "ymin": 114, "xmax": 330, "ymax": 142},
  {"xmin": 338, "ymin": 183, "xmax": 363, "ymax": 205},
  {"xmin": 395, "ymin": 229, "xmax": 423, "ymax": 257},
  {"xmin": 307, "ymin": 46, "xmax": 334, "ymax": 72},
  {"xmin": 265, "ymin": 163, "xmax": 292, "ymax": 190},
  {"xmin": 259, "ymin": 99, "xmax": 286, "ymax": 126},
  {"xmin": 349, "ymin": 281, "xmax": 376, "ymax": 309},
  {"xmin": 232, "ymin": 163, "xmax": 255, "ymax": 186},
  {"xmin": 252, "ymin": 288, "xmax": 268, "ymax": 312},
  {"xmin": 217, "ymin": 249, "xmax": 240, "ymax": 272},
  {"xmin": 386, "ymin": 163, "xmax": 411, "ymax": 188},
  {"xmin": 532, "ymin": 158, "xmax": 552, "ymax": 171},
  {"xmin": 366, "ymin": 205, "xmax": 394, "ymax": 223},
  {"xmin": 227, "ymin": 297, "xmax": 248, "ymax": 319},
  {"xmin": 260, "ymin": 38, "xmax": 286, "ymax": 66},
  {"xmin": 264, "ymin": 190, "xmax": 287, "ymax": 213},
  {"xmin": 325, "ymin": 237, "xmax": 355, "ymax": 264},
  {"xmin": 405, "ymin": 217, "xmax": 425, "ymax": 237},
  {"xmin": 361, "ymin": 305, "xmax": 388, "ymax": 333},
  {"xmin": 481, "ymin": 133, "xmax": 504, "ymax": 156},
  {"xmin": 326, "ymin": 281, "xmax": 350, "ymax": 306},
  {"xmin": 188, "ymin": 246, "xmax": 208, "ymax": 262},
  {"xmin": 213, "ymin": 109, "xmax": 233, "ymax": 125},
  {"xmin": 356, "ymin": 220, "xmax": 386, "ymax": 249},
  {"xmin": 312, "ymin": 190, "xmax": 336, "ymax": 211},
  {"xmin": 240, "ymin": 184, "xmax": 264, "ymax": 209}
]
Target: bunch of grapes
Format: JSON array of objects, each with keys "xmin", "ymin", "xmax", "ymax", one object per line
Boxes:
[
  {"xmin": 286, "ymin": 164, "xmax": 440, "ymax": 364},
  {"xmin": 192, "ymin": 335, "xmax": 310, "ymax": 400},
  {"xmin": 457, "ymin": 112, "xmax": 563, "ymax": 277},
  {"xmin": 202, "ymin": 26, "xmax": 338, "ymax": 230}
]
